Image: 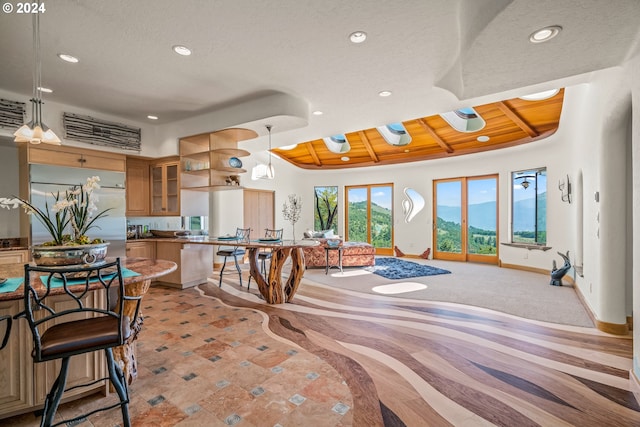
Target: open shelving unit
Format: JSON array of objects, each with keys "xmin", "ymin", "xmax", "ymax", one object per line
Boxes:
[{"xmin": 179, "ymin": 128, "xmax": 257, "ymax": 190}]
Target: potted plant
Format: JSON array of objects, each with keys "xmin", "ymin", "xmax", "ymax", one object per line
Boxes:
[{"xmin": 0, "ymin": 176, "xmax": 112, "ymax": 266}]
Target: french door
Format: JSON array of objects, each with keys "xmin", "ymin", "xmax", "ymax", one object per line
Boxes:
[
  {"xmin": 345, "ymin": 184, "xmax": 393, "ymax": 255},
  {"xmin": 433, "ymin": 175, "xmax": 498, "ymax": 264}
]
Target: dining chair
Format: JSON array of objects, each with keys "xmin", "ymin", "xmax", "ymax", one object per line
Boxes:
[
  {"xmin": 247, "ymin": 228, "xmax": 283, "ymax": 289},
  {"xmin": 217, "ymin": 227, "xmax": 251, "ymax": 287},
  {"xmin": 20, "ymin": 258, "xmax": 140, "ymax": 427}
]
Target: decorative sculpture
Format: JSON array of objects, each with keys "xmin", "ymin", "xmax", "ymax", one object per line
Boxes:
[{"xmin": 550, "ymin": 251, "xmax": 571, "ymax": 286}]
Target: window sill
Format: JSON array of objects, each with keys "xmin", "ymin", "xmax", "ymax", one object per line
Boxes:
[{"xmin": 500, "ymin": 242, "xmax": 551, "ymax": 251}]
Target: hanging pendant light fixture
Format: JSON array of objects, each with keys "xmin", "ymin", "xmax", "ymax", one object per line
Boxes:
[
  {"xmin": 14, "ymin": 7, "xmax": 61, "ymax": 145},
  {"xmin": 265, "ymin": 124, "xmax": 275, "ymax": 179}
]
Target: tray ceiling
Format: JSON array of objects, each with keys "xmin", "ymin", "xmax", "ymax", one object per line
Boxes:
[{"xmin": 273, "ymin": 89, "xmax": 564, "ymax": 169}]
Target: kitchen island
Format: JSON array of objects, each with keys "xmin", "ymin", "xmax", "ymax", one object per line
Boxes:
[{"xmin": 0, "ymin": 257, "xmax": 176, "ymax": 420}]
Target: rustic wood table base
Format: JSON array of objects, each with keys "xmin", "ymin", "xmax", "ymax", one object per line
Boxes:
[{"xmin": 248, "ymin": 246, "xmax": 305, "ymax": 304}]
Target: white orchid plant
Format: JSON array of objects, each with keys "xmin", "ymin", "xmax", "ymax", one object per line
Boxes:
[{"xmin": 0, "ymin": 176, "xmax": 111, "ymax": 246}]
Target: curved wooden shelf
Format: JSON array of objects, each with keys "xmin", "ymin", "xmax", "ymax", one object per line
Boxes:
[
  {"xmin": 215, "ymin": 166, "xmax": 247, "ymax": 173},
  {"xmin": 212, "ymin": 148, "xmax": 250, "ymax": 157}
]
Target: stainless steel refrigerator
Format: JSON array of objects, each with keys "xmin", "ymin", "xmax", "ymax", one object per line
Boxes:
[{"xmin": 29, "ymin": 164, "xmax": 126, "ymax": 258}]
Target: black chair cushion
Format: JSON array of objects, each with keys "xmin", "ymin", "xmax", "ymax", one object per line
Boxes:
[
  {"xmin": 217, "ymin": 248, "xmax": 246, "ymax": 256},
  {"xmin": 37, "ymin": 316, "xmax": 131, "ymax": 360},
  {"xmin": 257, "ymin": 252, "xmax": 272, "ymax": 260}
]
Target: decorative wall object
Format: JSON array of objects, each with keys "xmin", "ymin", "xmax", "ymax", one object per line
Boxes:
[
  {"xmin": 314, "ymin": 186, "xmax": 338, "ymax": 231},
  {"xmin": 63, "ymin": 112, "xmax": 141, "ymax": 151},
  {"xmin": 0, "ymin": 99, "xmax": 26, "ymax": 129},
  {"xmin": 558, "ymin": 174, "xmax": 571, "ymax": 203},
  {"xmin": 402, "ymin": 187, "xmax": 425, "ymax": 223}
]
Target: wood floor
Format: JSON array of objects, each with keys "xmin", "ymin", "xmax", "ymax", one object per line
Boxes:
[
  {"xmin": 3, "ymin": 270, "xmax": 637, "ymax": 426},
  {"xmin": 205, "ymin": 275, "xmax": 638, "ymax": 426}
]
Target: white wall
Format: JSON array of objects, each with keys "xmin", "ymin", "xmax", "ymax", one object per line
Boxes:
[{"xmin": 0, "ymin": 88, "xmax": 160, "ymax": 157}]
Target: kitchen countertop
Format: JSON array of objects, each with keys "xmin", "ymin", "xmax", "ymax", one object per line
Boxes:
[{"xmin": 0, "ymin": 257, "xmax": 177, "ymax": 302}]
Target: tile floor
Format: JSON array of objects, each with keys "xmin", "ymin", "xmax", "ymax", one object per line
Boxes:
[{"xmin": 3, "ymin": 284, "xmax": 353, "ymax": 426}]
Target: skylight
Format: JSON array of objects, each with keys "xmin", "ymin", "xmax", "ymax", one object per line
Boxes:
[
  {"xmin": 440, "ymin": 107, "xmax": 486, "ymax": 132},
  {"xmin": 377, "ymin": 123, "xmax": 412, "ymax": 146},
  {"xmin": 323, "ymin": 134, "xmax": 351, "ymax": 154}
]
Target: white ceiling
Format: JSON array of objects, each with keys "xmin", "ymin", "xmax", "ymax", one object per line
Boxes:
[{"xmin": 1, "ymin": 0, "xmax": 639, "ymax": 145}]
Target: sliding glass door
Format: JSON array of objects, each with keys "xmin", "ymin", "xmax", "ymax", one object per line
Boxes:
[
  {"xmin": 346, "ymin": 184, "xmax": 393, "ymax": 255},
  {"xmin": 434, "ymin": 175, "xmax": 498, "ymax": 263}
]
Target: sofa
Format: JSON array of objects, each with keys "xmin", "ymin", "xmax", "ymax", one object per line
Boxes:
[{"xmin": 302, "ymin": 238, "xmax": 376, "ymax": 268}]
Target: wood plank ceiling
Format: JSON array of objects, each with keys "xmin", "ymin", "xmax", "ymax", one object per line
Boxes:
[{"xmin": 272, "ymin": 89, "xmax": 564, "ymax": 170}]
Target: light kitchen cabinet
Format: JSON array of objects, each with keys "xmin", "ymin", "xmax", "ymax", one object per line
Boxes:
[
  {"xmin": 244, "ymin": 189, "xmax": 275, "ymax": 238},
  {"xmin": 0, "ymin": 250, "xmax": 29, "ymax": 265},
  {"xmin": 126, "ymin": 241, "xmax": 156, "ymax": 259},
  {"xmin": 150, "ymin": 159, "xmax": 180, "ymax": 216},
  {"xmin": 125, "ymin": 158, "xmax": 150, "ymax": 216},
  {"xmin": 28, "ymin": 145, "xmax": 126, "ymax": 172},
  {"xmin": 155, "ymin": 241, "xmax": 213, "ymax": 288}
]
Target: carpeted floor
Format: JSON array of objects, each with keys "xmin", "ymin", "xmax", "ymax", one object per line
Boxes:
[{"xmin": 303, "ymin": 258, "xmax": 594, "ymax": 327}]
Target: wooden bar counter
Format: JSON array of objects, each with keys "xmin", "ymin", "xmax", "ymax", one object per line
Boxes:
[{"xmin": 0, "ymin": 257, "xmax": 176, "ymax": 420}]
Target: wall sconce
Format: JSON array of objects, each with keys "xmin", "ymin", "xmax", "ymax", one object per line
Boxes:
[{"xmin": 558, "ymin": 174, "xmax": 571, "ymax": 203}]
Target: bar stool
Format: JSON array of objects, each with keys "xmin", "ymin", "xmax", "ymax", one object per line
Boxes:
[
  {"xmin": 21, "ymin": 258, "xmax": 140, "ymax": 427},
  {"xmin": 217, "ymin": 227, "xmax": 251, "ymax": 287}
]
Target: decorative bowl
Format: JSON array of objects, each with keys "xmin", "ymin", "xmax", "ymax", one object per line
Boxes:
[{"xmin": 228, "ymin": 157, "xmax": 243, "ymax": 168}]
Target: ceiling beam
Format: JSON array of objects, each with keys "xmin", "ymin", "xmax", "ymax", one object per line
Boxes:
[
  {"xmin": 496, "ymin": 101, "xmax": 538, "ymax": 138},
  {"xmin": 306, "ymin": 142, "xmax": 323, "ymax": 167},
  {"xmin": 359, "ymin": 131, "xmax": 380, "ymax": 162},
  {"xmin": 417, "ymin": 119, "xmax": 454, "ymax": 153}
]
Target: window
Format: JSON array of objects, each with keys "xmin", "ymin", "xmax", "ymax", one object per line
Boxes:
[
  {"xmin": 346, "ymin": 184, "xmax": 393, "ymax": 255},
  {"xmin": 314, "ymin": 186, "xmax": 338, "ymax": 231},
  {"xmin": 512, "ymin": 168, "xmax": 547, "ymax": 244},
  {"xmin": 323, "ymin": 134, "xmax": 351, "ymax": 154},
  {"xmin": 440, "ymin": 107, "xmax": 486, "ymax": 132},
  {"xmin": 376, "ymin": 123, "xmax": 411, "ymax": 146}
]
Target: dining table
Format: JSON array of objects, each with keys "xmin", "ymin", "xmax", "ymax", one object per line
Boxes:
[{"xmin": 205, "ymin": 237, "xmax": 319, "ymax": 304}]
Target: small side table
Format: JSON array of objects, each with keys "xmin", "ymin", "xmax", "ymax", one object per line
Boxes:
[{"xmin": 325, "ymin": 245, "xmax": 343, "ymax": 274}]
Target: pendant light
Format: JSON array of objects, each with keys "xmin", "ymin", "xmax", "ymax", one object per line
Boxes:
[
  {"xmin": 265, "ymin": 124, "xmax": 275, "ymax": 179},
  {"xmin": 14, "ymin": 7, "xmax": 61, "ymax": 145}
]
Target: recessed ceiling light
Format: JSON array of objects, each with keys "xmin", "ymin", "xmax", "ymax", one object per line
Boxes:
[
  {"xmin": 477, "ymin": 135, "xmax": 490, "ymax": 142},
  {"xmin": 38, "ymin": 86, "xmax": 53, "ymax": 93},
  {"xmin": 529, "ymin": 25, "xmax": 562, "ymax": 43},
  {"xmin": 349, "ymin": 31, "xmax": 367, "ymax": 44},
  {"xmin": 378, "ymin": 90, "xmax": 392, "ymax": 97},
  {"xmin": 519, "ymin": 89, "xmax": 560, "ymax": 101},
  {"xmin": 341, "ymin": 156, "xmax": 350, "ymax": 161},
  {"xmin": 57, "ymin": 53, "xmax": 79, "ymax": 63},
  {"xmin": 312, "ymin": 110, "xmax": 324, "ymax": 116},
  {"xmin": 404, "ymin": 149, "xmax": 410, "ymax": 153},
  {"xmin": 147, "ymin": 115, "xmax": 158, "ymax": 120},
  {"xmin": 172, "ymin": 45, "xmax": 192, "ymax": 56}
]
